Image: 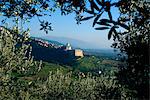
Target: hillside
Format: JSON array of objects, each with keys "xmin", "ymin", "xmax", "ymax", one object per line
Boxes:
[
  {"xmin": 27, "ymin": 37, "xmax": 121, "ymax": 77},
  {"xmin": 30, "ymin": 38, "xmax": 76, "ymax": 65}
]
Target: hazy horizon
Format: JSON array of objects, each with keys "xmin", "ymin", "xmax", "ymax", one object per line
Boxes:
[
  {"xmin": 29, "ymin": 6, "xmax": 119, "ymax": 49},
  {"xmin": 32, "ymin": 35, "xmax": 116, "ymax": 50},
  {"xmin": 0, "ymin": 1, "xmax": 120, "ymax": 49}
]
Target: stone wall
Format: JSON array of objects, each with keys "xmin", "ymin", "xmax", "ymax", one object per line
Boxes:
[{"xmin": 74, "ymin": 49, "xmax": 84, "ymax": 57}]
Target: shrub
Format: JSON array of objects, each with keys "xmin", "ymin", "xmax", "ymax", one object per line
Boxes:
[
  {"xmin": 0, "ymin": 26, "xmax": 41, "ymax": 100},
  {"xmin": 0, "ymin": 26, "xmax": 134, "ymax": 100},
  {"xmin": 36, "ymin": 70, "xmax": 132, "ymax": 100}
]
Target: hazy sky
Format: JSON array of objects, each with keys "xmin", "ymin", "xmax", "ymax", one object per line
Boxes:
[
  {"xmin": 1, "ymin": 2, "xmax": 120, "ymax": 49},
  {"xmin": 30, "ymin": 6, "xmax": 119, "ymax": 49}
]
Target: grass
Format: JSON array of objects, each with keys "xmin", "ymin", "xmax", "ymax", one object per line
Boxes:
[
  {"xmin": 36, "ymin": 62, "xmax": 72, "ymax": 79},
  {"xmin": 18, "ymin": 56, "xmax": 120, "ymax": 81}
]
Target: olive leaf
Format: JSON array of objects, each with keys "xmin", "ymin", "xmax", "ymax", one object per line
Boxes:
[
  {"xmin": 108, "ymin": 26, "xmax": 118, "ymax": 40},
  {"xmin": 108, "ymin": 11, "xmax": 112, "ymax": 20},
  {"xmin": 95, "ymin": 27, "xmax": 110, "ymax": 30},
  {"xmin": 93, "ymin": 11, "xmax": 104, "ymax": 27},
  {"xmin": 80, "ymin": 16, "xmax": 95, "ymax": 21},
  {"xmin": 96, "ymin": 21, "xmax": 111, "ymax": 26},
  {"xmin": 89, "ymin": 0, "xmax": 100, "ymax": 11}
]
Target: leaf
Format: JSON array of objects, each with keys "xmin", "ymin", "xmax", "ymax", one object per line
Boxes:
[
  {"xmin": 102, "ymin": 0, "xmax": 105, "ymax": 3},
  {"xmin": 89, "ymin": 0, "xmax": 100, "ymax": 11},
  {"xmin": 93, "ymin": 11, "xmax": 104, "ymax": 27},
  {"xmin": 113, "ymin": 27, "xmax": 119, "ymax": 39},
  {"xmin": 80, "ymin": 16, "xmax": 94, "ymax": 21},
  {"xmin": 108, "ymin": 27, "xmax": 113, "ymax": 40},
  {"xmin": 96, "ymin": 0, "xmax": 103, "ymax": 6},
  {"xmin": 108, "ymin": 11, "xmax": 112, "ymax": 20},
  {"xmin": 114, "ymin": 26, "xmax": 119, "ymax": 28},
  {"xmin": 85, "ymin": 10, "xmax": 95, "ymax": 14},
  {"xmin": 95, "ymin": 27, "xmax": 110, "ymax": 30},
  {"xmin": 89, "ymin": 0, "xmax": 94, "ymax": 12},
  {"xmin": 96, "ymin": 21, "xmax": 111, "ymax": 26},
  {"xmin": 108, "ymin": 26, "xmax": 118, "ymax": 40},
  {"xmin": 28, "ymin": 81, "xmax": 32, "ymax": 85},
  {"xmin": 99, "ymin": 19, "xmax": 113, "ymax": 23},
  {"xmin": 120, "ymin": 18, "xmax": 130, "ymax": 22},
  {"xmin": 99, "ymin": 19, "xmax": 129, "ymax": 30},
  {"xmin": 92, "ymin": 1, "xmax": 100, "ymax": 11},
  {"xmin": 40, "ymin": 27, "xmax": 44, "ymax": 30}
]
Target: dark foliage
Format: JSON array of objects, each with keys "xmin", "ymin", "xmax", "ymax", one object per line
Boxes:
[
  {"xmin": 0, "ymin": 0, "xmax": 54, "ymax": 33},
  {"xmin": 57, "ymin": 0, "xmax": 150, "ymax": 99},
  {"xmin": 0, "ymin": 0, "xmax": 149, "ymax": 99}
]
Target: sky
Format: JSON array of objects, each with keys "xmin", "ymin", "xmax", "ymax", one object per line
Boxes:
[
  {"xmin": 29, "ymin": 12, "xmax": 114, "ymax": 49},
  {"xmin": 29, "ymin": 6, "xmax": 120, "ymax": 49},
  {"xmin": 1, "ymin": 1, "xmax": 120, "ymax": 49}
]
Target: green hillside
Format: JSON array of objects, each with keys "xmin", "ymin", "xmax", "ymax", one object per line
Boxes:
[{"xmin": 28, "ymin": 37, "xmax": 120, "ymax": 77}]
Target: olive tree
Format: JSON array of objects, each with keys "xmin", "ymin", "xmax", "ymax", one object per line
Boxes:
[
  {"xmin": 0, "ymin": 0, "xmax": 149, "ymax": 99},
  {"xmin": 55, "ymin": 0, "xmax": 149, "ymax": 99}
]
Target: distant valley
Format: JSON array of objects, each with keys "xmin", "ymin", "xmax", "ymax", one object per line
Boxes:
[
  {"xmin": 37, "ymin": 36, "xmax": 100, "ymax": 49},
  {"xmin": 28, "ymin": 37, "xmax": 121, "ymax": 76},
  {"xmin": 30, "ymin": 36, "xmax": 119, "ymax": 61},
  {"xmin": 83, "ymin": 49, "xmax": 119, "ymax": 59}
]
